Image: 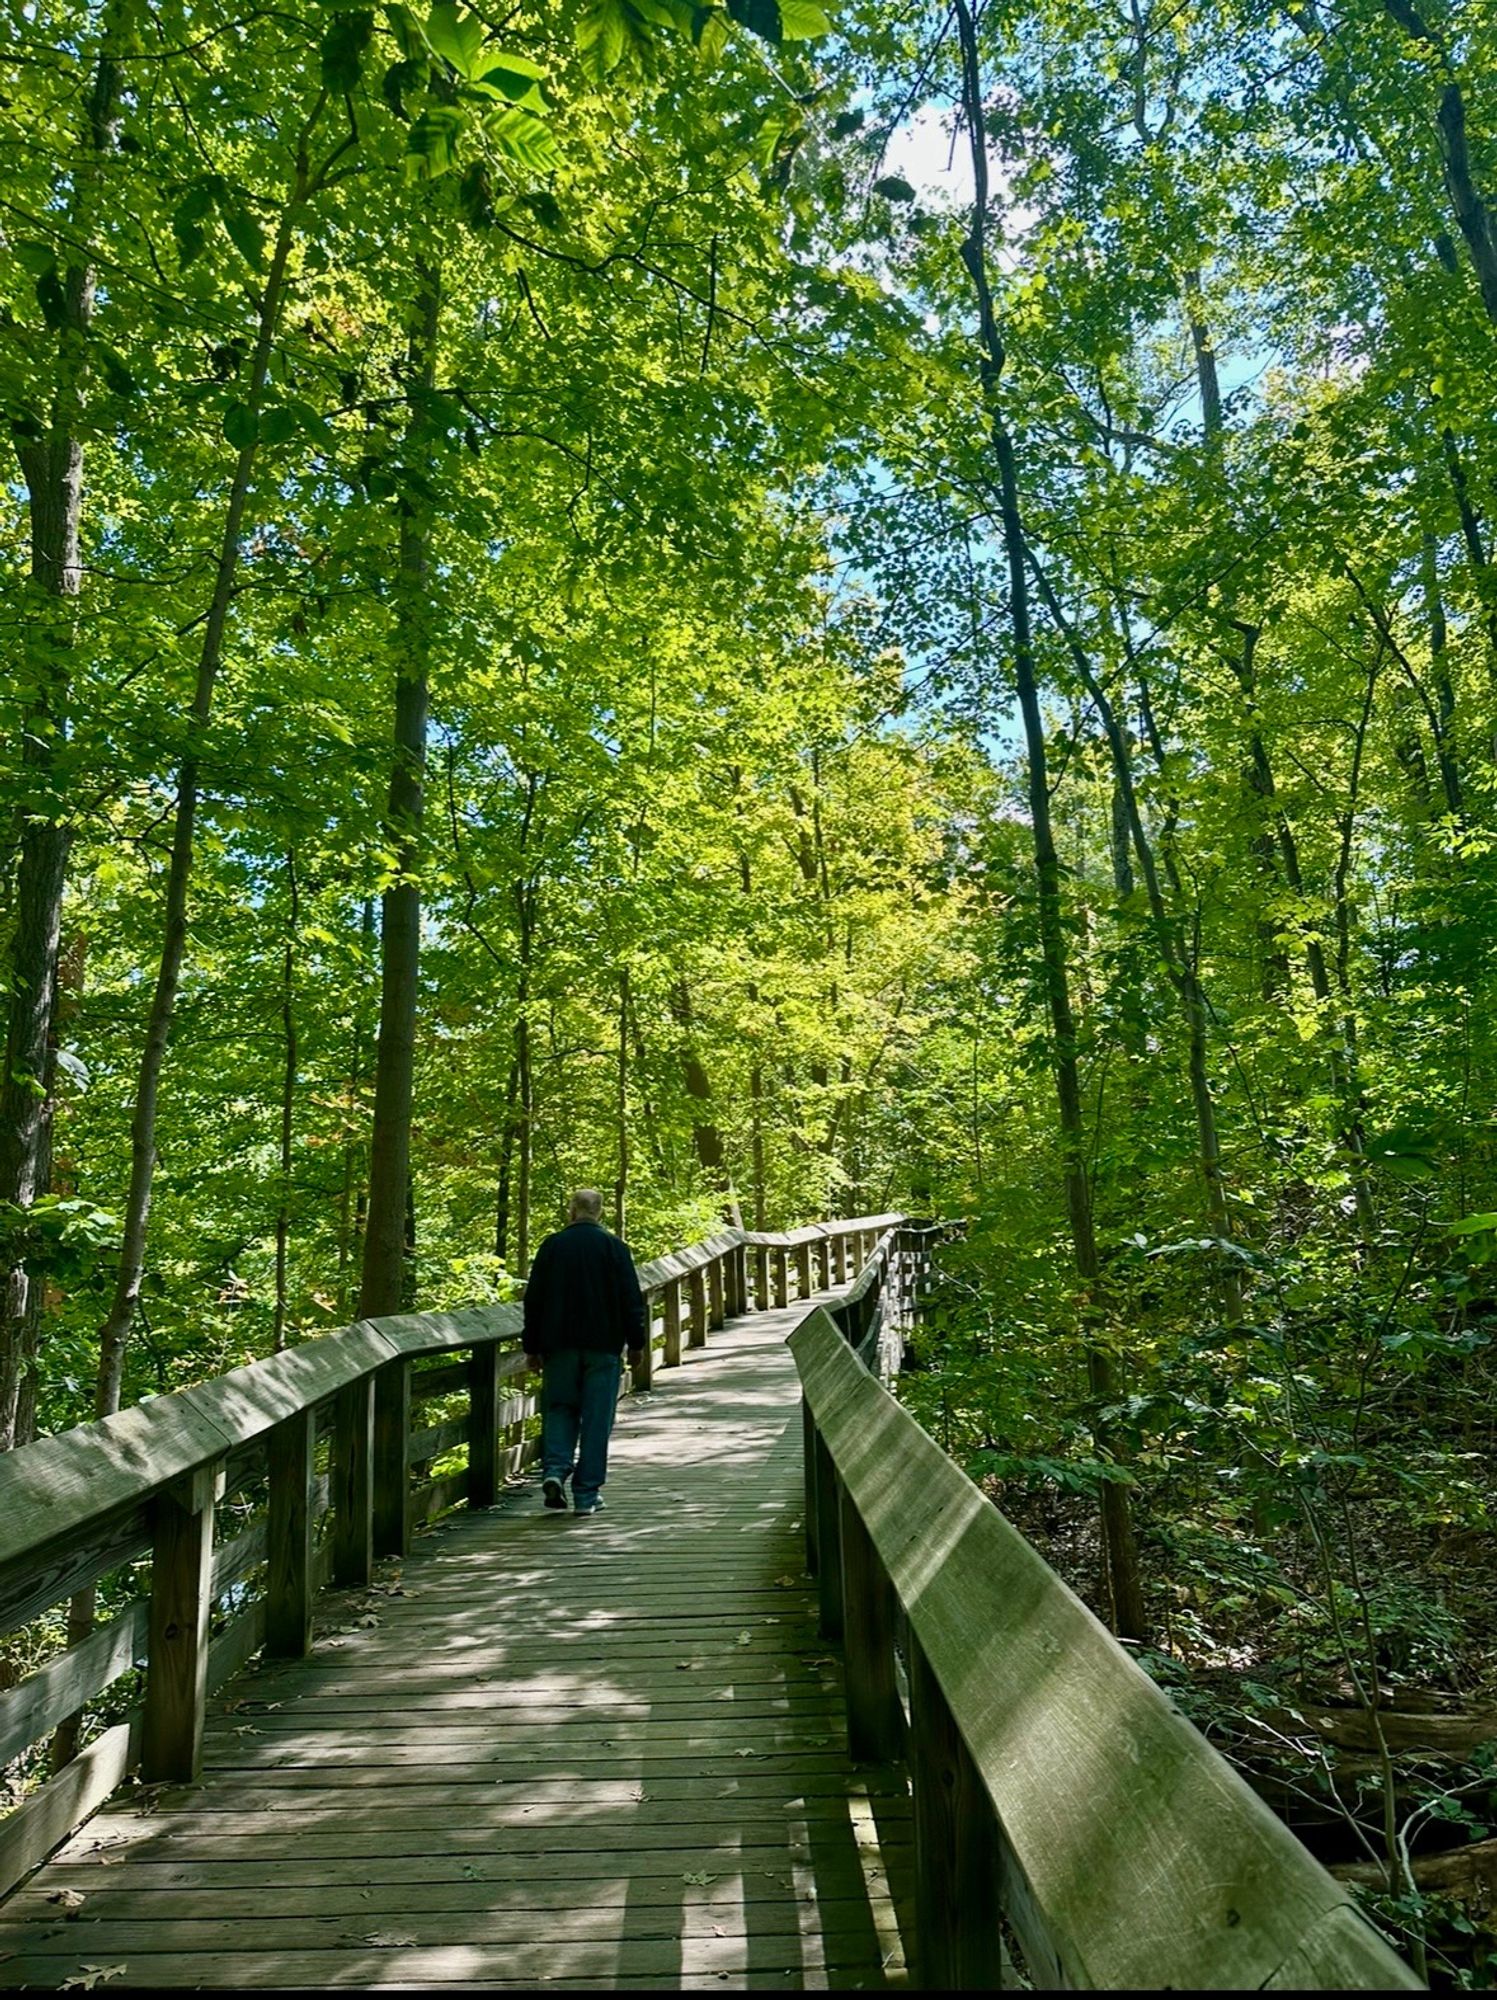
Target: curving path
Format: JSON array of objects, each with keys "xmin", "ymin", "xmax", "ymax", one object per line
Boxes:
[{"xmin": 0, "ymin": 1303, "xmax": 913, "ymax": 1989}]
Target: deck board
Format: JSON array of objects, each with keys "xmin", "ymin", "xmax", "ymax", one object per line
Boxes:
[{"xmin": 0, "ymin": 1302, "xmax": 913, "ymax": 1989}]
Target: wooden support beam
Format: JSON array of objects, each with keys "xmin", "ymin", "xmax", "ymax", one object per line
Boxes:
[
  {"xmin": 688, "ymin": 1268, "xmax": 708, "ymax": 1348},
  {"xmin": 909, "ymin": 1630, "xmax": 1005, "ymax": 1990},
  {"xmin": 660, "ymin": 1281, "xmax": 682, "ymax": 1367},
  {"xmin": 815, "ymin": 1236, "xmax": 832, "ymax": 1291},
  {"xmin": 734, "ymin": 1243, "xmax": 749, "ymax": 1316},
  {"xmin": 708, "ymin": 1254, "xmax": 725, "ymax": 1329},
  {"xmin": 265, "ymin": 1409, "xmax": 314, "ymax": 1660},
  {"xmin": 839, "ymin": 1485, "xmax": 903, "ymax": 1764},
  {"xmin": 331, "ymin": 1375, "xmax": 374, "ymax": 1588},
  {"xmin": 468, "ymin": 1343, "xmax": 499, "ymax": 1510},
  {"xmin": 772, "ymin": 1248, "xmax": 789, "ymax": 1309},
  {"xmin": 141, "ymin": 1462, "xmax": 221, "ymax": 1783},
  {"xmin": 813, "ymin": 1429, "xmax": 843, "ymax": 1640},
  {"xmin": 801, "ymin": 1397, "xmax": 819, "ymax": 1579},
  {"xmin": 753, "ymin": 1246, "xmax": 770, "ymax": 1311},
  {"xmin": 793, "ymin": 1242, "xmax": 812, "ymax": 1300},
  {"xmin": 372, "ymin": 1357, "xmax": 411, "ymax": 1559},
  {"xmin": 632, "ymin": 1315, "xmax": 654, "ymax": 1390}
]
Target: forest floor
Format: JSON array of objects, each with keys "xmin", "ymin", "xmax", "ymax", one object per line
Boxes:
[{"xmin": 998, "ymin": 1481, "xmax": 1497, "ymax": 1990}]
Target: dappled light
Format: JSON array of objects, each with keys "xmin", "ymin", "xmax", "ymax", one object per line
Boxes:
[{"xmin": 0, "ymin": 1302, "xmax": 913, "ymax": 1990}]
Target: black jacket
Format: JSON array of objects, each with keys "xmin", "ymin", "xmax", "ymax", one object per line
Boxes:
[{"xmin": 522, "ymin": 1219, "xmax": 647, "ymax": 1357}]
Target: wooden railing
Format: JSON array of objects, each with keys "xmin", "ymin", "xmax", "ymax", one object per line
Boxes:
[
  {"xmin": 791, "ymin": 1288, "xmax": 1422, "ymax": 1992},
  {"xmin": 0, "ymin": 1211, "xmax": 901, "ymax": 1902}
]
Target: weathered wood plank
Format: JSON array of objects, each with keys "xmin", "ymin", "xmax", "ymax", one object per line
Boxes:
[
  {"xmin": 467, "ymin": 1344, "xmax": 499, "ymax": 1509},
  {"xmin": 791, "ymin": 1306, "xmax": 1416, "ymax": 1992},
  {"xmin": 140, "ymin": 1469, "xmax": 219, "ymax": 1784},
  {"xmin": 0, "ymin": 1720, "xmax": 138, "ymax": 1902},
  {"xmin": 330, "ymin": 1374, "xmax": 374, "ymax": 1588},
  {"xmin": 264, "ymin": 1410, "xmax": 314, "ymax": 1659},
  {"xmin": 0, "ymin": 1603, "xmax": 148, "ymax": 1769}
]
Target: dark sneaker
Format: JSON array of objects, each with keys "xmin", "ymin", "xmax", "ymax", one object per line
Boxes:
[
  {"xmin": 573, "ymin": 1496, "xmax": 606, "ymax": 1515},
  {"xmin": 542, "ymin": 1478, "xmax": 567, "ymax": 1511}
]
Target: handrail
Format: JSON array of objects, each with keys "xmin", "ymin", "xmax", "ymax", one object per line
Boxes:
[
  {"xmin": 0, "ymin": 1211, "xmax": 901, "ymax": 1902},
  {"xmin": 790, "ymin": 1298, "xmax": 1421, "ymax": 1991}
]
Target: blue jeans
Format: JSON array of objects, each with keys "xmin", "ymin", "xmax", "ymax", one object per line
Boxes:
[{"xmin": 541, "ymin": 1350, "xmax": 622, "ymax": 1507}]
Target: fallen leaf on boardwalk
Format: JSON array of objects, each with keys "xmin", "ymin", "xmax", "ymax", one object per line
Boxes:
[
  {"xmin": 230, "ymin": 1725, "xmax": 259, "ymax": 1737},
  {"xmin": 363, "ymin": 1931, "xmax": 417, "ymax": 1947},
  {"xmin": 773, "ymin": 1576, "xmax": 799, "ymax": 1588},
  {"xmin": 734, "ymin": 1747, "xmax": 759, "ymax": 1758},
  {"xmin": 782, "ymin": 1798, "xmax": 806, "ymax": 1809},
  {"xmin": 47, "ymin": 1891, "xmax": 86, "ymax": 1914},
  {"xmin": 460, "ymin": 1864, "xmax": 481, "ymax": 1879},
  {"xmin": 95, "ymin": 1856, "xmax": 123, "ymax": 1868},
  {"xmin": 676, "ymin": 1659, "xmax": 705, "ymax": 1671},
  {"xmin": 353, "ymin": 1615, "xmax": 380, "ymax": 1629},
  {"xmin": 736, "ymin": 1630, "xmax": 752, "ymax": 1645},
  {"xmin": 60, "ymin": 1966, "xmax": 126, "ymax": 1991},
  {"xmin": 631, "ymin": 1787, "xmax": 649, "ymax": 1802},
  {"xmin": 682, "ymin": 1870, "xmax": 717, "ymax": 1886},
  {"xmin": 712, "ymin": 1924, "xmax": 726, "ymax": 1937}
]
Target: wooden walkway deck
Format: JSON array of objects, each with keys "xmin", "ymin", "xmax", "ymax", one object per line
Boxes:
[{"xmin": 0, "ymin": 1302, "xmax": 913, "ymax": 1990}]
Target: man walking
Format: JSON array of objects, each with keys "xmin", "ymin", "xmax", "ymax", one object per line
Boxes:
[{"xmin": 523, "ymin": 1189, "xmax": 646, "ymax": 1515}]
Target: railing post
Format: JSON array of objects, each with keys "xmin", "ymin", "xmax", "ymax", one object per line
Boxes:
[
  {"xmin": 708, "ymin": 1254, "xmax": 725, "ymax": 1330},
  {"xmin": 772, "ymin": 1247, "xmax": 789, "ymax": 1309},
  {"xmin": 815, "ymin": 1235, "xmax": 832, "ymax": 1292},
  {"xmin": 833, "ymin": 1232, "xmax": 849, "ymax": 1285},
  {"xmin": 141, "ymin": 1459, "xmax": 222, "ymax": 1783},
  {"xmin": 332, "ymin": 1375, "xmax": 375, "ymax": 1587},
  {"xmin": 726, "ymin": 1243, "xmax": 744, "ymax": 1317},
  {"xmin": 266, "ymin": 1408, "xmax": 315, "ymax": 1659},
  {"xmin": 801, "ymin": 1397, "xmax": 819, "ymax": 1578},
  {"xmin": 793, "ymin": 1241, "xmax": 812, "ymax": 1300},
  {"xmin": 632, "ymin": 1309, "xmax": 655, "ymax": 1389},
  {"xmin": 839, "ymin": 1485, "xmax": 903, "ymax": 1763},
  {"xmin": 688, "ymin": 1267, "xmax": 708, "ymax": 1348},
  {"xmin": 909, "ymin": 1631, "xmax": 1005, "ymax": 1990},
  {"xmin": 469, "ymin": 1341, "xmax": 499, "ymax": 1509},
  {"xmin": 753, "ymin": 1245, "xmax": 769, "ymax": 1311},
  {"xmin": 373, "ymin": 1356, "xmax": 411, "ymax": 1558},
  {"xmin": 813, "ymin": 1430, "xmax": 843, "ymax": 1639},
  {"xmin": 661, "ymin": 1280, "xmax": 682, "ymax": 1366}
]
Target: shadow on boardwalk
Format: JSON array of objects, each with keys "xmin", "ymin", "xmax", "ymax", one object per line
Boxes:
[{"xmin": 0, "ymin": 1307, "xmax": 913, "ymax": 1989}]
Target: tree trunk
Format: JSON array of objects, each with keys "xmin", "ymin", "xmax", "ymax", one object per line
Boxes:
[
  {"xmin": 0, "ymin": 27, "xmax": 122, "ymax": 1450},
  {"xmin": 614, "ymin": 968, "xmax": 630, "ymax": 1240},
  {"xmin": 336, "ymin": 896, "xmax": 376, "ymax": 1317},
  {"xmin": 955, "ymin": 0, "xmax": 1146, "ymax": 1642},
  {"xmin": 358, "ymin": 257, "xmax": 442, "ymax": 1320},
  {"xmin": 96, "ymin": 167, "xmax": 309, "ymax": 1417},
  {"xmin": 273, "ymin": 851, "xmax": 299, "ymax": 1353}
]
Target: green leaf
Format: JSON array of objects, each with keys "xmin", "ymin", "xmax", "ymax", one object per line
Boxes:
[
  {"xmin": 405, "ymin": 104, "xmax": 465, "ymax": 179},
  {"xmin": 485, "ymin": 105, "xmax": 558, "ymax": 172},
  {"xmin": 691, "ymin": 5, "xmax": 730, "ymax": 57},
  {"xmin": 1446, "ymin": 1213, "xmax": 1497, "ymax": 1236},
  {"xmin": 473, "ymin": 53, "xmax": 546, "ymax": 106},
  {"xmin": 873, "ymin": 174, "xmax": 915, "ymax": 201},
  {"xmin": 321, "ymin": 10, "xmax": 375, "ymax": 92},
  {"xmin": 95, "ymin": 342, "xmax": 137, "ymax": 397},
  {"xmin": 15, "ymin": 241, "xmax": 57, "ymax": 278},
  {"xmin": 775, "ymin": 0, "xmax": 830, "ymax": 36},
  {"xmin": 259, "ymin": 404, "xmax": 299, "ymax": 446},
  {"xmin": 385, "ymin": 1, "xmax": 423, "ymax": 57},
  {"xmin": 425, "ymin": 0, "xmax": 485, "ymax": 76},
  {"xmin": 726, "ymin": 0, "xmax": 781, "ymax": 41},
  {"xmin": 216, "ymin": 192, "xmax": 266, "ymax": 272},
  {"xmin": 223, "ymin": 400, "xmax": 259, "ymax": 450},
  {"xmin": 382, "ymin": 57, "xmax": 427, "ymax": 118}
]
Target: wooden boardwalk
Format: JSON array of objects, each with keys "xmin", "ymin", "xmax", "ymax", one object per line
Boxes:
[{"xmin": 0, "ymin": 1303, "xmax": 913, "ymax": 1990}]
